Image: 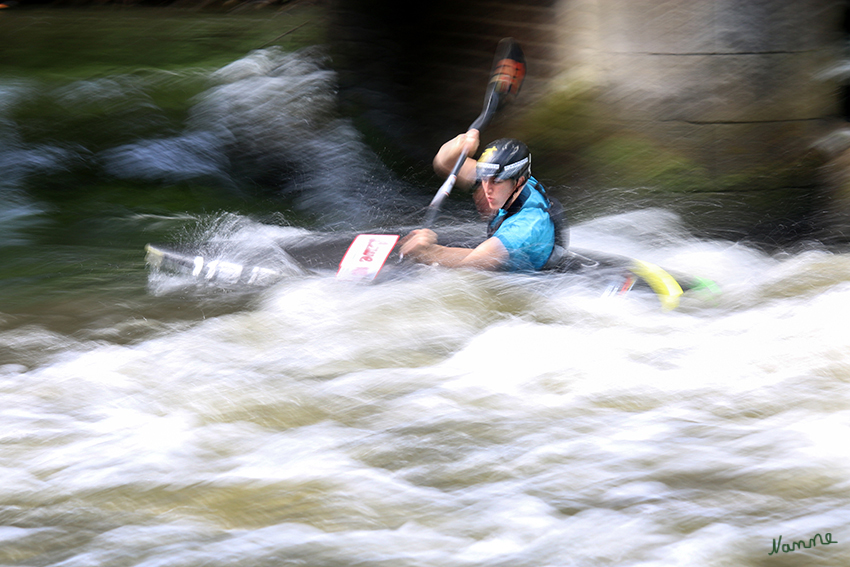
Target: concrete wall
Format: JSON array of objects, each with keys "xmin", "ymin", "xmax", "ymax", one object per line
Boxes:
[
  {"xmin": 329, "ymin": 0, "xmax": 847, "ymax": 240},
  {"xmin": 586, "ymin": 0, "xmax": 844, "ymax": 238}
]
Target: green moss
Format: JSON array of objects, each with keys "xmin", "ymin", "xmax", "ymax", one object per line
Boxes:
[
  {"xmin": 580, "ymin": 134, "xmax": 711, "ymax": 192},
  {"xmin": 515, "ymin": 86, "xmax": 709, "ymax": 192},
  {"xmin": 517, "ymin": 86, "xmax": 602, "ymax": 154},
  {"xmin": 516, "ymin": 81, "xmax": 825, "ymax": 209}
]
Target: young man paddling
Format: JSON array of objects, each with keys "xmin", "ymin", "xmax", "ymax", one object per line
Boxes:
[{"xmin": 400, "ymin": 129, "xmax": 566, "ymax": 271}]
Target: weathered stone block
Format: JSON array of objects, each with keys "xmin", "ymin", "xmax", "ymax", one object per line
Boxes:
[
  {"xmin": 599, "ymin": 50, "xmax": 838, "ymax": 123},
  {"xmin": 715, "ymin": 0, "xmax": 843, "ymax": 53},
  {"xmin": 597, "ymin": 0, "xmax": 718, "ymax": 54},
  {"xmin": 596, "ymin": 0, "xmax": 842, "ymax": 55}
]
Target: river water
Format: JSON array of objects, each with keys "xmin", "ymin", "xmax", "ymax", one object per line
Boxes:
[{"xmin": 2, "ymin": 9, "xmax": 850, "ymax": 567}]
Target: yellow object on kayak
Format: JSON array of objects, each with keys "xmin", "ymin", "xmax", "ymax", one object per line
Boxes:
[{"xmin": 630, "ymin": 260, "xmax": 684, "ymax": 311}]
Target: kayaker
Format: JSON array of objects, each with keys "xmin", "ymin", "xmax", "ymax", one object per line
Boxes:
[{"xmin": 400, "ymin": 130, "xmax": 567, "ymax": 271}]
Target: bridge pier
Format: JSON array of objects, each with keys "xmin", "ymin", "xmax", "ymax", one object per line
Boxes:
[{"xmin": 329, "ymin": 0, "xmax": 847, "ymax": 241}]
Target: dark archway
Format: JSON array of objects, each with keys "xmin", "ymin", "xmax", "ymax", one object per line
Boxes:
[{"xmin": 328, "ymin": 0, "xmax": 563, "ymax": 167}]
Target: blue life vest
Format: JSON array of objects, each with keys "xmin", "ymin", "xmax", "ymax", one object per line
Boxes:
[{"xmin": 487, "ymin": 177, "xmax": 565, "ymax": 271}]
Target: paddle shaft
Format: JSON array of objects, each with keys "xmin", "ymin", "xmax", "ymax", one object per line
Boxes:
[{"xmin": 423, "ymin": 39, "xmax": 525, "ymax": 227}]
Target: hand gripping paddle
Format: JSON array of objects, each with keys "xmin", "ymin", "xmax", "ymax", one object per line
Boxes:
[{"xmin": 337, "ymin": 38, "xmax": 526, "ymax": 281}]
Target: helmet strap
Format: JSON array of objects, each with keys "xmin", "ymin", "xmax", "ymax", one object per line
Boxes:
[{"xmin": 504, "ymin": 177, "xmax": 527, "ymax": 209}]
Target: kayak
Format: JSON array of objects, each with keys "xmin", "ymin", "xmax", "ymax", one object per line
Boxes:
[
  {"xmin": 144, "ymin": 229, "xmax": 719, "ymax": 310},
  {"xmin": 143, "ymin": 226, "xmax": 486, "ymax": 285},
  {"xmin": 144, "ymin": 39, "xmax": 720, "ymax": 310}
]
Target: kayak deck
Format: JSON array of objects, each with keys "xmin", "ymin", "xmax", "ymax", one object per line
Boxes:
[{"xmin": 144, "ymin": 232, "xmax": 718, "ymax": 310}]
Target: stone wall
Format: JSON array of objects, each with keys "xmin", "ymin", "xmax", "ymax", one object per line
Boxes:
[
  {"xmin": 584, "ymin": 0, "xmax": 845, "ymax": 238},
  {"xmin": 329, "ymin": 0, "xmax": 848, "ymax": 240}
]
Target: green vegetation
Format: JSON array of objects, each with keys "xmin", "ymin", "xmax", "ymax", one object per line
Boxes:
[
  {"xmin": 0, "ymin": 6, "xmax": 325, "ymax": 218},
  {"xmin": 0, "ymin": 6, "xmax": 325, "ymax": 80},
  {"xmin": 581, "ymin": 135, "xmax": 710, "ymax": 193}
]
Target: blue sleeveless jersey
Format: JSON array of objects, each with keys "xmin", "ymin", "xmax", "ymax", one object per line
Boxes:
[{"xmin": 489, "ymin": 177, "xmax": 556, "ymax": 271}]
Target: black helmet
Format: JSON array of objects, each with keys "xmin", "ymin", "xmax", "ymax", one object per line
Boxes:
[{"xmin": 475, "ymin": 138, "xmax": 531, "ymax": 182}]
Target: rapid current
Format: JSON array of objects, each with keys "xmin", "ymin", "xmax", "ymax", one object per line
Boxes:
[{"xmin": 2, "ymin": 18, "xmax": 850, "ymax": 567}]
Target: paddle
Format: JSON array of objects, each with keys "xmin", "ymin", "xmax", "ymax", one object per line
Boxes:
[
  {"xmin": 336, "ymin": 38, "xmax": 526, "ymax": 281},
  {"xmin": 423, "ymin": 37, "xmax": 526, "ymax": 227}
]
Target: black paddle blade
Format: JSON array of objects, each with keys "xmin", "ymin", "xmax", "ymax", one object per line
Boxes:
[
  {"xmin": 426, "ymin": 38, "xmax": 527, "ymax": 225},
  {"xmin": 489, "ymin": 37, "xmax": 526, "ymax": 104},
  {"xmin": 470, "ymin": 38, "xmax": 526, "ymax": 131}
]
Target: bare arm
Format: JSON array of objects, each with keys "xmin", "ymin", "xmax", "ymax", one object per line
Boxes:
[
  {"xmin": 400, "ymin": 229, "xmax": 508, "ymax": 271},
  {"xmin": 433, "ymin": 130, "xmax": 480, "ymax": 188}
]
